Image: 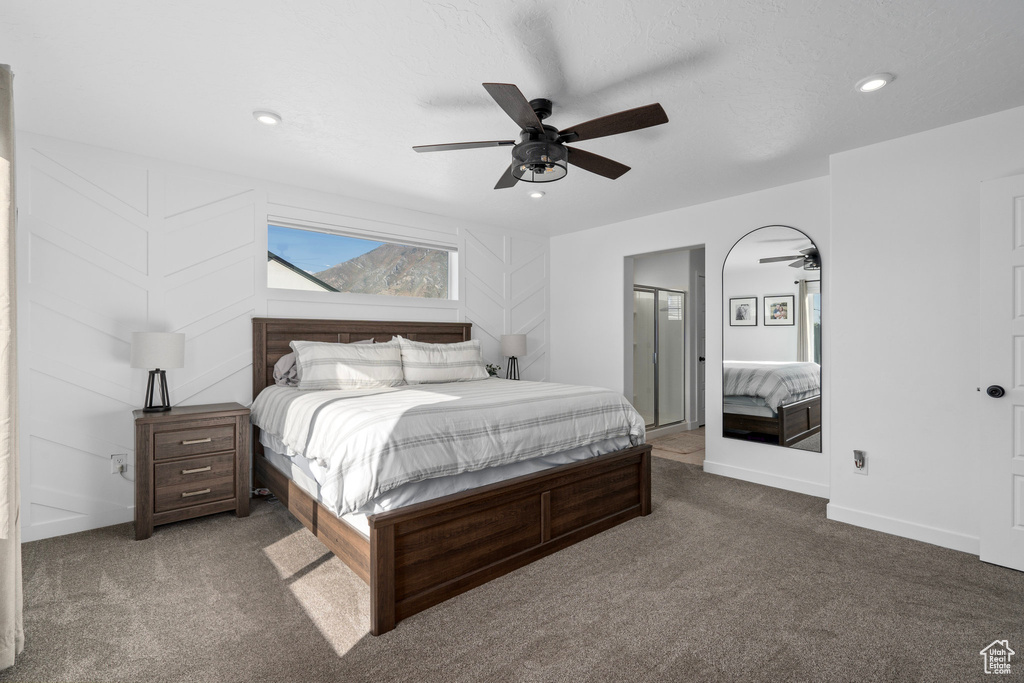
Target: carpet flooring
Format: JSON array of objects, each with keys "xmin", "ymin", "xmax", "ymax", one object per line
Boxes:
[{"xmin": 3, "ymin": 458, "xmax": 1023, "ymax": 683}]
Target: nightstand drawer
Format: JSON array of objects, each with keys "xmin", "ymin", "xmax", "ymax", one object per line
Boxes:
[
  {"xmin": 154, "ymin": 452, "xmax": 235, "ymax": 490},
  {"xmin": 154, "ymin": 424, "xmax": 235, "ymax": 460},
  {"xmin": 155, "ymin": 475, "xmax": 235, "ymax": 513}
]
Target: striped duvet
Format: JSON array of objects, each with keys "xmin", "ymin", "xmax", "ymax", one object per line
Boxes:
[
  {"xmin": 722, "ymin": 361, "xmax": 820, "ymax": 412},
  {"xmin": 250, "ymin": 378, "xmax": 645, "ymax": 516}
]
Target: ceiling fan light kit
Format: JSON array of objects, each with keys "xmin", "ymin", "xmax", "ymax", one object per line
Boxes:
[
  {"xmin": 511, "ymin": 121, "xmax": 569, "ymax": 184},
  {"xmin": 414, "ymin": 83, "xmax": 668, "ymax": 190}
]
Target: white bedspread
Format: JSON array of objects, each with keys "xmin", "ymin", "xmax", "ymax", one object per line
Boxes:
[{"xmin": 251, "ymin": 378, "xmax": 645, "ymax": 516}]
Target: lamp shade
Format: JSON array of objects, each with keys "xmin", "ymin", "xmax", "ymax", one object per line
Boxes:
[
  {"xmin": 130, "ymin": 332, "xmax": 185, "ymax": 369},
  {"xmin": 500, "ymin": 334, "xmax": 527, "ymax": 358}
]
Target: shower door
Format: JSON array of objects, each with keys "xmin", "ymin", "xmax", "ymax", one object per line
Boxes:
[{"xmin": 633, "ymin": 286, "xmax": 685, "ymax": 428}]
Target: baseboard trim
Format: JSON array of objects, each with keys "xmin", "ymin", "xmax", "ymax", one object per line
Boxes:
[
  {"xmin": 21, "ymin": 507, "xmax": 133, "ymax": 543},
  {"xmin": 826, "ymin": 503, "xmax": 980, "ymax": 555},
  {"xmin": 702, "ymin": 460, "xmax": 829, "ymax": 499}
]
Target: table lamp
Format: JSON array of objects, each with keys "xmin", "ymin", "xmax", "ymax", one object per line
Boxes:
[
  {"xmin": 131, "ymin": 332, "xmax": 185, "ymax": 412},
  {"xmin": 500, "ymin": 334, "xmax": 527, "ymax": 381}
]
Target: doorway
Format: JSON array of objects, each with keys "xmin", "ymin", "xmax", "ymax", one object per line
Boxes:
[{"xmin": 633, "ymin": 286, "xmax": 686, "ymax": 428}]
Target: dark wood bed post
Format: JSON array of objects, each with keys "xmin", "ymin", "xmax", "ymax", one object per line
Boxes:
[
  {"xmin": 250, "ymin": 317, "xmax": 652, "ymax": 636},
  {"xmin": 252, "ymin": 320, "xmax": 268, "ymax": 489}
]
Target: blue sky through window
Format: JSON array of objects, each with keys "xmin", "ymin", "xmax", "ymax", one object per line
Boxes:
[{"xmin": 269, "ymin": 225, "xmax": 382, "ymax": 273}]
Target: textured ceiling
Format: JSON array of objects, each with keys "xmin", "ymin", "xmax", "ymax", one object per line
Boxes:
[{"xmin": 3, "ymin": 0, "xmax": 1024, "ymax": 236}]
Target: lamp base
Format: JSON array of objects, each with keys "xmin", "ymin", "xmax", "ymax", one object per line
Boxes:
[
  {"xmin": 505, "ymin": 357, "xmax": 520, "ymax": 381},
  {"xmin": 143, "ymin": 369, "xmax": 172, "ymax": 412}
]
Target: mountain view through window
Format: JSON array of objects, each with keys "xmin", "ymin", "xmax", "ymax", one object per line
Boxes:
[{"xmin": 267, "ymin": 225, "xmax": 451, "ymax": 299}]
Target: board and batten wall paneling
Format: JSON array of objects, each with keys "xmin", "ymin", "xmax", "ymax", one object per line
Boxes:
[
  {"xmin": 460, "ymin": 228, "xmax": 548, "ymax": 381},
  {"xmin": 15, "ymin": 132, "xmax": 549, "ymax": 541}
]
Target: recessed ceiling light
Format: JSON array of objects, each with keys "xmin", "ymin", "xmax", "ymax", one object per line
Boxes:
[
  {"xmin": 252, "ymin": 110, "xmax": 282, "ymax": 125},
  {"xmin": 529, "ymin": 191, "xmax": 545, "ymax": 199},
  {"xmin": 855, "ymin": 73, "xmax": 894, "ymax": 93}
]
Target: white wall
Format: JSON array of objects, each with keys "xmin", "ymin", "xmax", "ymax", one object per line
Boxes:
[
  {"xmin": 723, "ymin": 263, "xmax": 802, "ymax": 361},
  {"xmin": 633, "ymin": 249, "xmax": 690, "ymax": 291},
  {"xmin": 551, "ymin": 177, "xmax": 831, "ymax": 498},
  {"xmin": 553, "ymin": 104, "xmax": 1024, "ymax": 556},
  {"xmin": 15, "ymin": 132, "xmax": 550, "ymax": 541},
  {"xmin": 828, "ymin": 105, "xmax": 1024, "ymax": 554}
]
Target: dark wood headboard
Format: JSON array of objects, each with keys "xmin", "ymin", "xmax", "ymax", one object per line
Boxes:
[{"xmin": 251, "ymin": 317, "xmax": 473, "ymax": 400}]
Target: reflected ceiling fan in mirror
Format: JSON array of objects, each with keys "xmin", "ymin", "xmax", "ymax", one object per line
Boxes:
[
  {"xmin": 759, "ymin": 247, "xmax": 820, "ymax": 270},
  {"xmin": 413, "ymin": 83, "xmax": 668, "ymax": 189}
]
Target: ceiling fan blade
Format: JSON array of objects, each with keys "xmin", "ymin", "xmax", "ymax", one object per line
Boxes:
[
  {"xmin": 482, "ymin": 83, "xmax": 544, "ymax": 132},
  {"xmin": 789, "ymin": 259, "xmax": 807, "ymax": 268},
  {"xmin": 413, "ymin": 140, "xmax": 515, "ymax": 153},
  {"xmin": 799, "ymin": 247, "xmax": 818, "ymax": 255},
  {"xmin": 759, "ymin": 255, "xmax": 801, "ymax": 263},
  {"xmin": 494, "ymin": 162, "xmax": 520, "ymax": 189},
  {"xmin": 559, "ymin": 103, "xmax": 669, "ymax": 143},
  {"xmin": 566, "ymin": 146, "xmax": 630, "ymax": 180}
]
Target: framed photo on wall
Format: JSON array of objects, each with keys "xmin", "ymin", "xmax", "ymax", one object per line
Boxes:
[
  {"xmin": 729, "ymin": 297, "xmax": 757, "ymax": 326},
  {"xmin": 764, "ymin": 295, "xmax": 795, "ymax": 326}
]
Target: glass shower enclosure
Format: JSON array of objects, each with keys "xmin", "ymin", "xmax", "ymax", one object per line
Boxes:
[{"xmin": 632, "ymin": 286, "xmax": 686, "ymax": 428}]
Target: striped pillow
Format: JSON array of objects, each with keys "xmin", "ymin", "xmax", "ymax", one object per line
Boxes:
[
  {"xmin": 274, "ymin": 339, "xmax": 374, "ymax": 387},
  {"xmin": 290, "ymin": 340, "xmax": 405, "ymax": 391},
  {"xmin": 398, "ymin": 338, "xmax": 488, "ymax": 384}
]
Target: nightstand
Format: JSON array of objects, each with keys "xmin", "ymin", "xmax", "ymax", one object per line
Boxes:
[{"xmin": 133, "ymin": 402, "xmax": 250, "ymax": 540}]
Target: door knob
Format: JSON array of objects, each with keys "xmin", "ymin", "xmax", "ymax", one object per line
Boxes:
[{"xmin": 987, "ymin": 385, "xmax": 1006, "ymax": 398}]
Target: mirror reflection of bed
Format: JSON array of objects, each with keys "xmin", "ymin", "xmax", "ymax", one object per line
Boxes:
[{"xmin": 722, "ymin": 225, "xmax": 821, "ymax": 452}]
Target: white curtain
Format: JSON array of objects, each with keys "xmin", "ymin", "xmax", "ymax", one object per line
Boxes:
[
  {"xmin": 797, "ymin": 279, "xmax": 811, "ymax": 362},
  {"xmin": 0, "ymin": 63, "xmax": 24, "ymax": 671}
]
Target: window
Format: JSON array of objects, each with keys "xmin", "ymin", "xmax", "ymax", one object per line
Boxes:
[{"xmin": 267, "ymin": 224, "xmax": 455, "ymax": 299}]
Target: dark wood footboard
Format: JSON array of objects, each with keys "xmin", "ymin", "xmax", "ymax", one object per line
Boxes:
[
  {"xmin": 368, "ymin": 444, "xmax": 651, "ymax": 634},
  {"xmin": 723, "ymin": 395, "xmax": 821, "ymax": 448},
  {"xmin": 256, "ymin": 444, "xmax": 652, "ymax": 635}
]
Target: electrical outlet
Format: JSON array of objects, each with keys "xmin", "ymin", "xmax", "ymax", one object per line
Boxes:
[
  {"xmin": 110, "ymin": 453, "xmax": 128, "ymax": 474},
  {"xmin": 853, "ymin": 449, "xmax": 868, "ymax": 475}
]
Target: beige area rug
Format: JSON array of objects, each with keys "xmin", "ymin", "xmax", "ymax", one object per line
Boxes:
[
  {"xmin": 650, "ymin": 427, "xmax": 704, "ymax": 466},
  {"xmin": 649, "ymin": 427, "xmax": 705, "ymax": 455}
]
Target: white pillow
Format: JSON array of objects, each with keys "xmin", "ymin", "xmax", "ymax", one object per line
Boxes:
[
  {"xmin": 289, "ymin": 340, "xmax": 404, "ymax": 391},
  {"xmin": 273, "ymin": 339, "xmax": 373, "ymax": 387},
  {"xmin": 398, "ymin": 338, "xmax": 488, "ymax": 384}
]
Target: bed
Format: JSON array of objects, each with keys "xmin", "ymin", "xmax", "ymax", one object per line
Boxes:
[
  {"xmin": 251, "ymin": 317, "xmax": 652, "ymax": 635},
  {"xmin": 722, "ymin": 361, "xmax": 821, "ymax": 448}
]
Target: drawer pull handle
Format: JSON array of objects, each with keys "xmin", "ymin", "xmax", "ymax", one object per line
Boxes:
[
  {"xmin": 181, "ymin": 465, "xmax": 212, "ymax": 475},
  {"xmin": 181, "ymin": 438, "xmax": 213, "ymax": 445},
  {"xmin": 181, "ymin": 488, "xmax": 211, "ymax": 498}
]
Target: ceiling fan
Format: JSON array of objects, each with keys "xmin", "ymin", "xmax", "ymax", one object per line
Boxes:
[
  {"xmin": 759, "ymin": 247, "xmax": 821, "ymax": 270},
  {"xmin": 413, "ymin": 83, "xmax": 668, "ymax": 189}
]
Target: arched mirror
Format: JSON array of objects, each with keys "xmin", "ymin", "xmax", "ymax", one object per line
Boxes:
[{"xmin": 722, "ymin": 225, "xmax": 821, "ymax": 451}]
